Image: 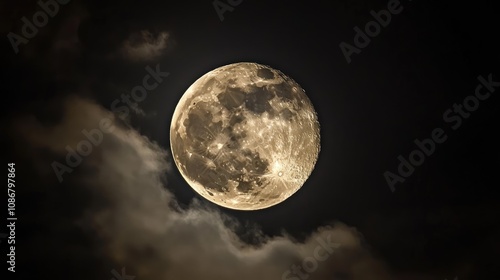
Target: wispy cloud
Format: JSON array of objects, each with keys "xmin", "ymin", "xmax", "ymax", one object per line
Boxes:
[{"xmin": 120, "ymin": 30, "xmax": 170, "ymax": 62}]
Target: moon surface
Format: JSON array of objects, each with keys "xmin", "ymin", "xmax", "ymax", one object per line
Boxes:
[{"xmin": 170, "ymin": 62, "xmax": 320, "ymax": 210}]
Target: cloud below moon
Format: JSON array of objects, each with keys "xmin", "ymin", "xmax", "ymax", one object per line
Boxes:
[{"xmin": 9, "ymin": 96, "xmax": 431, "ymax": 280}]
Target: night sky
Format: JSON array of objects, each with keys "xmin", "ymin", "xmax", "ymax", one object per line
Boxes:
[{"xmin": 1, "ymin": 0, "xmax": 499, "ymax": 279}]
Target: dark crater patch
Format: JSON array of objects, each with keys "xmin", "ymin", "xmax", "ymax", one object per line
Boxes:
[
  {"xmin": 242, "ymin": 149, "xmax": 269, "ymax": 174},
  {"xmin": 256, "ymin": 68, "xmax": 274, "ymax": 80},
  {"xmin": 237, "ymin": 181, "xmax": 254, "ymax": 192},
  {"xmin": 225, "ymin": 133, "xmax": 243, "ymax": 149},
  {"xmin": 229, "ymin": 111, "xmax": 245, "ymax": 126},
  {"xmin": 218, "ymin": 87, "xmax": 245, "ymax": 109},
  {"xmin": 184, "ymin": 113, "xmax": 213, "ymax": 143},
  {"xmin": 244, "ymin": 86, "xmax": 274, "ymax": 114},
  {"xmin": 185, "ymin": 111, "xmax": 222, "ymax": 144},
  {"xmin": 279, "ymin": 108, "xmax": 294, "ymax": 121},
  {"xmin": 183, "ymin": 102, "xmax": 225, "ymax": 154},
  {"xmin": 236, "ymin": 176, "xmax": 265, "ymax": 194},
  {"xmin": 268, "ymin": 82, "xmax": 294, "ymax": 102}
]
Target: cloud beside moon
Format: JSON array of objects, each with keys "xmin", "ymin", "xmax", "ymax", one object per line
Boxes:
[{"xmin": 9, "ymin": 96, "xmax": 400, "ymax": 280}]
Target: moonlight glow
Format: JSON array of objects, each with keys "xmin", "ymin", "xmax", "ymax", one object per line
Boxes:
[{"xmin": 170, "ymin": 62, "xmax": 320, "ymax": 210}]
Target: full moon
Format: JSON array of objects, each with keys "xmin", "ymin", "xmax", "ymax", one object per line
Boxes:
[{"xmin": 170, "ymin": 62, "xmax": 320, "ymax": 210}]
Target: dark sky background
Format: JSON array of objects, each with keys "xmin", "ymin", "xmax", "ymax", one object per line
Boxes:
[{"xmin": 1, "ymin": 0, "xmax": 499, "ymax": 279}]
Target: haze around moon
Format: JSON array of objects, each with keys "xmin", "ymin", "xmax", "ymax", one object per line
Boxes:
[{"xmin": 170, "ymin": 62, "xmax": 320, "ymax": 210}]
